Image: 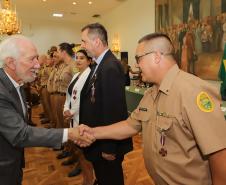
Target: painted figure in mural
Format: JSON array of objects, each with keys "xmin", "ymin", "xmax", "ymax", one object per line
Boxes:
[
  {"xmin": 183, "ymin": 0, "xmax": 200, "ymax": 22},
  {"xmin": 213, "ymin": 14, "xmax": 224, "ymax": 52},
  {"xmin": 178, "ymin": 24, "xmax": 188, "ymax": 66},
  {"xmin": 171, "ymin": 25, "xmax": 180, "ymax": 62},
  {"xmin": 222, "ymin": 0, "xmax": 226, "ymax": 13},
  {"xmin": 201, "ymin": 18, "xmax": 213, "ymax": 53},
  {"xmin": 222, "ymin": 13, "xmax": 226, "ymax": 50},
  {"xmin": 181, "ymin": 36, "xmax": 189, "ymax": 72},
  {"xmin": 181, "ymin": 22, "xmax": 196, "ymax": 74},
  {"xmin": 193, "ymin": 20, "xmax": 202, "ymax": 54}
]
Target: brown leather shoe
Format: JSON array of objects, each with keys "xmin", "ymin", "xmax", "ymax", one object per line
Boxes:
[
  {"xmin": 68, "ymin": 166, "xmax": 82, "ymax": 177},
  {"xmin": 56, "ymin": 151, "xmax": 71, "ymax": 159}
]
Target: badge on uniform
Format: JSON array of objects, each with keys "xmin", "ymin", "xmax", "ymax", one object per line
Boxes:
[{"xmin": 196, "ymin": 91, "xmax": 214, "ymax": 112}]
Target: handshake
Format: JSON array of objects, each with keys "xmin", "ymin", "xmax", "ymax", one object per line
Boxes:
[{"xmin": 68, "ymin": 124, "xmax": 95, "ymax": 147}]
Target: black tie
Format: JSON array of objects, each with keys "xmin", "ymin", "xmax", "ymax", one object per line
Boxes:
[
  {"xmin": 88, "ymin": 62, "xmax": 97, "ymax": 82},
  {"xmin": 83, "ymin": 62, "xmax": 97, "ymax": 94},
  {"xmin": 90, "ymin": 62, "xmax": 97, "ymax": 75}
]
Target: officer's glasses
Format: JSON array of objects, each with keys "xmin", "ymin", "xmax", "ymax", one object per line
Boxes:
[{"xmin": 135, "ymin": 51, "xmax": 172, "ymax": 64}]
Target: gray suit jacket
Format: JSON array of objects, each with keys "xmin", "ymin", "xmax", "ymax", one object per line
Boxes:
[{"xmin": 0, "ymin": 68, "xmax": 63, "ymax": 185}]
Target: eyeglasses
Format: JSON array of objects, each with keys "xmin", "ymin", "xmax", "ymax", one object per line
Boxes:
[{"xmin": 135, "ymin": 51, "xmax": 172, "ymax": 64}]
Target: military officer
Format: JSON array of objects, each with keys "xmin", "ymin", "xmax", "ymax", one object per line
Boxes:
[
  {"xmin": 55, "ymin": 43, "xmax": 78, "ymax": 129},
  {"xmin": 47, "ymin": 51, "xmax": 63, "ymax": 128},
  {"xmin": 55, "ymin": 43, "xmax": 78, "ymax": 161},
  {"xmin": 39, "ymin": 54, "xmax": 52, "ymax": 124},
  {"xmin": 79, "ymin": 33, "xmax": 226, "ymax": 185}
]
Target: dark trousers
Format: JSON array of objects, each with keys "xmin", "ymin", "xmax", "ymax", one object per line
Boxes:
[
  {"xmin": 92, "ymin": 156, "xmax": 124, "ymax": 185},
  {"xmin": 0, "ymin": 166, "xmax": 23, "ymax": 185},
  {"xmin": 15, "ymin": 167, "xmax": 23, "ymax": 185}
]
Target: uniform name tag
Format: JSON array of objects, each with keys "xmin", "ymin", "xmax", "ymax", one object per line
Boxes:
[{"xmin": 139, "ymin": 107, "xmax": 147, "ymax": 112}]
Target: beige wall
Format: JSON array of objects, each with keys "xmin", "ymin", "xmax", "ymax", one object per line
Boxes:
[
  {"xmin": 21, "ymin": 20, "xmax": 83, "ymax": 55},
  {"xmin": 102, "ymin": 0, "xmax": 155, "ymax": 68}
]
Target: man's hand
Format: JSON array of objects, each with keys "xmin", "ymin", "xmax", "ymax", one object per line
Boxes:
[
  {"xmin": 68, "ymin": 127, "xmax": 95, "ymax": 147},
  {"xmin": 76, "ymin": 124, "xmax": 96, "ymax": 147},
  {"xmin": 63, "ymin": 110, "xmax": 74, "ymax": 121},
  {"xmin": 79, "ymin": 124, "xmax": 94, "ymax": 136},
  {"xmin": 78, "ymin": 124, "xmax": 116, "ymax": 160}
]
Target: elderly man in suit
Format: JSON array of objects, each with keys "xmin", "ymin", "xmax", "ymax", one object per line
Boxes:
[
  {"xmin": 80, "ymin": 23, "xmax": 133, "ymax": 185},
  {"xmin": 0, "ymin": 35, "xmax": 93, "ymax": 185}
]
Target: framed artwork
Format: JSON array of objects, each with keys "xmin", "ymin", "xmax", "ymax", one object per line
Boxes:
[{"xmin": 155, "ymin": 0, "xmax": 226, "ymax": 80}]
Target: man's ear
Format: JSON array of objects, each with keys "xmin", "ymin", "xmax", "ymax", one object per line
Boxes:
[
  {"xmin": 5, "ymin": 57, "xmax": 16, "ymax": 70},
  {"xmin": 154, "ymin": 52, "xmax": 161, "ymax": 64},
  {"xmin": 94, "ymin": 37, "xmax": 101, "ymax": 47}
]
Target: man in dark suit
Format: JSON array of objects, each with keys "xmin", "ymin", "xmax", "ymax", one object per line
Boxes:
[
  {"xmin": 80, "ymin": 23, "xmax": 133, "ymax": 185},
  {"xmin": 0, "ymin": 35, "xmax": 93, "ymax": 185}
]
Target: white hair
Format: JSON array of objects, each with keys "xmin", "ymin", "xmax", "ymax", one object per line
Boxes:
[{"xmin": 0, "ymin": 35, "xmax": 32, "ymax": 68}]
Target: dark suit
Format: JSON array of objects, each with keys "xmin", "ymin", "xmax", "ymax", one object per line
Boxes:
[
  {"xmin": 0, "ymin": 69, "xmax": 63, "ymax": 185},
  {"xmin": 80, "ymin": 50, "xmax": 133, "ymax": 185}
]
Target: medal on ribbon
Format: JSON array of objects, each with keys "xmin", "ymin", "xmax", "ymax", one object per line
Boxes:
[
  {"xmin": 91, "ymin": 84, "xmax": 95, "ymax": 103},
  {"xmin": 73, "ymin": 89, "xmax": 77, "ymax": 100},
  {"xmin": 159, "ymin": 129, "xmax": 167, "ymax": 157}
]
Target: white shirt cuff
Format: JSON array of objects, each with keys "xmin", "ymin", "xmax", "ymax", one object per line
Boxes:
[{"xmin": 62, "ymin": 129, "xmax": 68, "ymax": 143}]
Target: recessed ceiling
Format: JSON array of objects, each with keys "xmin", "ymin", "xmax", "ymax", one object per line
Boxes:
[{"xmin": 14, "ymin": 0, "xmax": 126, "ymax": 24}]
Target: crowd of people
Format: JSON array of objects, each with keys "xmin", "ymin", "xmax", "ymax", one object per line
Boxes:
[
  {"xmin": 36, "ymin": 44, "xmax": 95, "ymax": 183},
  {"xmin": 31, "ymin": 23, "xmax": 133, "ymax": 185},
  {"xmin": 160, "ymin": 13, "xmax": 226, "ymax": 74}
]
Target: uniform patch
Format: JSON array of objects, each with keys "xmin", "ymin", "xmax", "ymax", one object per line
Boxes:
[{"xmin": 196, "ymin": 91, "xmax": 214, "ymax": 112}]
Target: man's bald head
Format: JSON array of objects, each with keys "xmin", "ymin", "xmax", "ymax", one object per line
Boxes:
[
  {"xmin": 136, "ymin": 33, "xmax": 177, "ymax": 86},
  {"xmin": 138, "ymin": 33, "xmax": 175, "ymax": 59}
]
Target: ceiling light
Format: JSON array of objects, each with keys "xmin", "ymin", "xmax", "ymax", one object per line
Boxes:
[
  {"xmin": 88, "ymin": 1, "xmax": 92, "ymax": 5},
  {"xmin": 72, "ymin": 2, "xmax": 77, "ymax": 5},
  {"xmin": 53, "ymin": 13, "xmax": 63, "ymax": 17},
  {"xmin": 42, "ymin": 0, "xmax": 47, "ymax": 2},
  {"xmin": 0, "ymin": 0, "xmax": 21, "ymax": 35}
]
